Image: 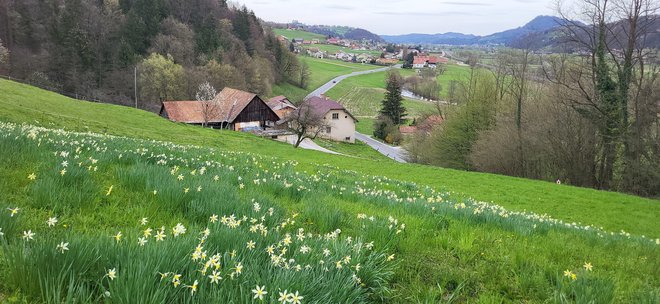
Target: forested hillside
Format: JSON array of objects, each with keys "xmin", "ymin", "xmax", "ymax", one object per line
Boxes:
[{"xmin": 0, "ymin": 0, "xmax": 302, "ymax": 110}]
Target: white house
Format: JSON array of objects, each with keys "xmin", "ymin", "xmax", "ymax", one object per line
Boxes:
[{"xmin": 303, "ymin": 96, "xmax": 357, "ymax": 143}]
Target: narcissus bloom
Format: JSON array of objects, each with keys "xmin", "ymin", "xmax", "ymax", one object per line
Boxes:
[
  {"xmin": 278, "ymin": 290, "xmax": 290, "ymax": 303},
  {"xmin": 8, "ymin": 207, "xmax": 19, "ymax": 217},
  {"xmin": 47, "ymin": 217, "xmax": 58, "ymax": 227},
  {"xmin": 252, "ymin": 285, "xmax": 267, "ymax": 300},
  {"xmin": 155, "ymin": 230, "xmax": 166, "ymax": 241},
  {"xmin": 290, "ymin": 291, "xmax": 304, "ymax": 304},
  {"xmin": 106, "ymin": 268, "xmax": 117, "ymax": 280},
  {"xmin": 208, "ymin": 270, "xmax": 222, "ymax": 284},
  {"xmin": 583, "ymin": 262, "xmax": 593, "ymax": 271},
  {"xmin": 23, "ymin": 230, "xmax": 35, "ymax": 241},
  {"xmin": 57, "ymin": 241, "xmax": 69, "ymax": 253}
]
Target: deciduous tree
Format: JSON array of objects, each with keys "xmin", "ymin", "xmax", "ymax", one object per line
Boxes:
[
  {"xmin": 138, "ymin": 53, "xmax": 185, "ymax": 109},
  {"xmin": 284, "ymin": 101, "xmax": 330, "ymax": 148}
]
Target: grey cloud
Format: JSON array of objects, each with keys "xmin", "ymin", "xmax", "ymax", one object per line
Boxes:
[
  {"xmin": 374, "ymin": 11, "xmax": 480, "ymax": 16},
  {"xmin": 325, "ymin": 4, "xmax": 355, "ymax": 10},
  {"xmin": 442, "ymin": 1, "xmax": 492, "ymax": 6}
]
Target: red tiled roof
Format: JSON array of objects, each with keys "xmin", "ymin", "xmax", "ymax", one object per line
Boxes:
[
  {"xmin": 267, "ymin": 96, "xmax": 296, "ymax": 112},
  {"xmin": 302, "ymin": 96, "xmax": 358, "ymax": 122},
  {"xmin": 162, "ymin": 87, "xmax": 260, "ymax": 124},
  {"xmin": 161, "ymin": 101, "xmax": 206, "ymax": 124},
  {"xmin": 414, "ymin": 56, "xmax": 448, "ymax": 65},
  {"xmin": 399, "ymin": 126, "xmax": 417, "ymax": 134},
  {"xmin": 418, "ymin": 115, "xmax": 444, "ymax": 132},
  {"xmin": 210, "ymin": 87, "xmax": 258, "ymax": 122},
  {"xmin": 413, "ymin": 57, "xmax": 427, "ymax": 65}
]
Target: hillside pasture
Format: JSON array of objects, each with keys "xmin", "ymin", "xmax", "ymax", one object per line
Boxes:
[
  {"xmin": 1, "ymin": 79, "xmax": 659, "ymax": 239},
  {"xmin": 273, "ymin": 29, "xmax": 326, "ymax": 41},
  {"xmin": 0, "ymin": 122, "xmax": 658, "ymax": 303}
]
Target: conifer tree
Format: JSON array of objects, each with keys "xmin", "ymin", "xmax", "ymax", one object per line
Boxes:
[{"xmin": 380, "ymin": 71, "xmax": 406, "ymax": 125}]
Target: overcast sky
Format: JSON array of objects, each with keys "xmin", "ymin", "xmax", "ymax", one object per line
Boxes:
[{"xmin": 236, "ymin": 0, "xmax": 557, "ymax": 36}]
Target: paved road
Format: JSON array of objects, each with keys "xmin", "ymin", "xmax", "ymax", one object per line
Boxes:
[
  {"xmin": 354, "ymin": 133, "xmax": 408, "ymax": 163},
  {"xmin": 286, "ymin": 137, "xmax": 340, "ymax": 155},
  {"xmin": 305, "ymin": 65, "xmax": 398, "ymax": 99}
]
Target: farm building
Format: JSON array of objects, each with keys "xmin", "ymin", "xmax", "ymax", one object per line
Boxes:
[
  {"xmin": 159, "ymin": 87, "xmax": 279, "ymax": 131},
  {"xmin": 302, "ymin": 96, "xmax": 358, "ymax": 143},
  {"xmin": 267, "ymin": 96, "xmax": 297, "ymax": 120},
  {"xmin": 413, "ymin": 56, "xmax": 449, "ymax": 69}
]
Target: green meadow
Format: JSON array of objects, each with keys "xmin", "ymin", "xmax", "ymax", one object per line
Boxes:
[
  {"xmin": 272, "ymin": 29, "xmax": 326, "ymax": 41},
  {"xmin": 325, "ymin": 69, "xmax": 436, "ymax": 118},
  {"xmin": 271, "ymin": 57, "xmax": 380, "ymax": 103}
]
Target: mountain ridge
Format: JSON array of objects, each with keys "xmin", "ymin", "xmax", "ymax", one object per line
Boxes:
[{"xmin": 381, "ymin": 15, "xmax": 564, "ymax": 45}]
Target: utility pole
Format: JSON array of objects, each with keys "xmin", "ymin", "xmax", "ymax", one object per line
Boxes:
[{"xmin": 134, "ymin": 66, "xmax": 138, "ymax": 108}]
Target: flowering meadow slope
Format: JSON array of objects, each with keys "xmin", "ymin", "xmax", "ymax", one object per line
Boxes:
[
  {"xmin": 1, "ymin": 79, "xmax": 658, "ymax": 239},
  {"xmin": 0, "ymin": 123, "xmax": 658, "ymax": 303}
]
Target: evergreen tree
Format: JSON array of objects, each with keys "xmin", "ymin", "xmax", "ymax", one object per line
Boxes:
[{"xmin": 380, "ymin": 71, "xmax": 406, "ymax": 125}]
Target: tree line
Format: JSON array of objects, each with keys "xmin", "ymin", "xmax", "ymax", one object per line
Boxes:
[
  {"xmin": 406, "ymin": 0, "xmax": 659, "ymax": 197},
  {"xmin": 0, "ymin": 0, "xmax": 304, "ymax": 110}
]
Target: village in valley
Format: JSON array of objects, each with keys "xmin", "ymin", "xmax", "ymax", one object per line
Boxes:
[{"xmin": 158, "ymin": 20, "xmax": 457, "ymax": 161}]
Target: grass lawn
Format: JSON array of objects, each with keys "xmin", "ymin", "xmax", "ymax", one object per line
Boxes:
[
  {"xmin": 437, "ymin": 64, "xmax": 472, "ymax": 98},
  {"xmin": 355, "ymin": 117, "xmax": 375, "ymax": 135},
  {"xmin": 0, "ymin": 79, "xmax": 658, "ymax": 303},
  {"xmin": 314, "ymin": 138, "xmax": 391, "ymax": 162},
  {"xmin": 272, "ymin": 29, "xmax": 326, "ymax": 41},
  {"xmin": 1, "ymin": 79, "xmax": 658, "ymax": 238}
]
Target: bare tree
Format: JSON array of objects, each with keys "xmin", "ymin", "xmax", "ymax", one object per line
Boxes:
[
  {"xmin": 0, "ymin": 38, "xmax": 8, "ymax": 64},
  {"xmin": 547, "ymin": 0, "xmax": 659, "ymax": 190},
  {"xmin": 196, "ymin": 81, "xmax": 219, "ymax": 127},
  {"xmin": 284, "ymin": 101, "xmax": 330, "ymax": 148}
]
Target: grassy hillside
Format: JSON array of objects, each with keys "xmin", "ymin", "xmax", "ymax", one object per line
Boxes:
[
  {"xmin": 273, "ymin": 29, "xmax": 326, "ymax": 41},
  {"xmin": 271, "ymin": 57, "xmax": 380, "ymax": 103},
  {"xmin": 313, "ymin": 44, "xmax": 382, "ymax": 57},
  {"xmin": 0, "ymin": 80, "xmax": 658, "ymax": 303},
  {"xmin": 0, "ymin": 79, "xmax": 658, "ymax": 237},
  {"xmin": 325, "ymin": 69, "xmax": 436, "ymax": 120}
]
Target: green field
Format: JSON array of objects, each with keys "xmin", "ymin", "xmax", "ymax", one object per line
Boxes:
[
  {"xmin": 355, "ymin": 117, "xmax": 376, "ymax": 135},
  {"xmin": 325, "ymin": 70, "xmax": 436, "ymax": 118},
  {"xmin": 0, "ymin": 79, "xmax": 659, "ymax": 302},
  {"xmin": 437, "ymin": 64, "xmax": 472, "ymax": 98},
  {"xmin": 271, "ymin": 57, "xmax": 381, "ymax": 103},
  {"xmin": 273, "ymin": 29, "xmax": 326, "ymax": 41},
  {"xmin": 311, "ymin": 44, "xmax": 382, "ymax": 57}
]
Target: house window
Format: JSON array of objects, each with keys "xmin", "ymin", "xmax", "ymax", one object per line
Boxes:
[
  {"xmin": 345, "ymin": 137, "xmax": 351, "ymax": 141},
  {"xmin": 332, "ymin": 113, "xmax": 339, "ymax": 120},
  {"xmin": 326, "ymin": 126, "xmax": 332, "ymax": 133}
]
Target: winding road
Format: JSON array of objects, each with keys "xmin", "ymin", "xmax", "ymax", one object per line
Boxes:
[
  {"xmin": 305, "ymin": 65, "xmax": 396, "ymax": 100},
  {"xmin": 306, "ymin": 63, "xmax": 409, "ymax": 163}
]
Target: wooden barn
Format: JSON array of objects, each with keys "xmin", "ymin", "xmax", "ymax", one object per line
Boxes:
[{"xmin": 160, "ymin": 87, "xmax": 280, "ymax": 131}]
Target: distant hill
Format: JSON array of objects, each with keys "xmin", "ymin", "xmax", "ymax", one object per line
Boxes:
[
  {"xmin": 303, "ymin": 25, "xmax": 384, "ymax": 42},
  {"xmin": 381, "ymin": 16, "xmax": 565, "ymax": 46},
  {"xmin": 268, "ymin": 22, "xmax": 384, "ymax": 42},
  {"xmin": 479, "ymin": 16, "xmax": 565, "ymax": 44},
  {"xmin": 380, "ymin": 32, "xmax": 479, "ymax": 45}
]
